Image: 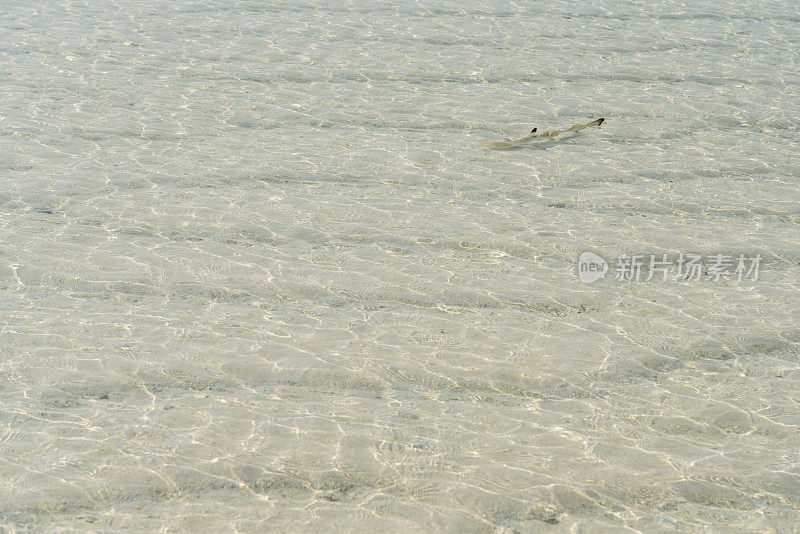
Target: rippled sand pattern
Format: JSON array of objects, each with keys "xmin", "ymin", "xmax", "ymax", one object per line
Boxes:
[{"xmin": 2, "ymin": 0, "xmax": 800, "ymax": 531}]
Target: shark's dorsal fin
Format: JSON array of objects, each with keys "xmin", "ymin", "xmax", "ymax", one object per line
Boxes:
[
  {"xmin": 566, "ymin": 118, "xmax": 605, "ymax": 132},
  {"xmin": 530, "ymin": 128, "xmax": 537, "ymax": 133}
]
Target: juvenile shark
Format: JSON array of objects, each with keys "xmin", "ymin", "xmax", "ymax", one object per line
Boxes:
[{"xmin": 481, "ymin": 118, "xmax": 605, "ymax": 150}]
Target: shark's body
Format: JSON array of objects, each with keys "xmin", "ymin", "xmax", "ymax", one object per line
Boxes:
[{"xmin": 482, "ymin": 118, "xmax": 605, "ymax": 150}]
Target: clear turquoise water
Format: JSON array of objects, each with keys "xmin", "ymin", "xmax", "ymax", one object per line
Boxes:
[{"xmin": 2, "ymin": 0, "xmax": 800, "ymax": 531}]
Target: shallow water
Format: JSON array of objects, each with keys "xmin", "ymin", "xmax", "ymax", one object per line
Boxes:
[{"xmin": 2, "ymin": 0, "xmax": 800, "ymax": 531}]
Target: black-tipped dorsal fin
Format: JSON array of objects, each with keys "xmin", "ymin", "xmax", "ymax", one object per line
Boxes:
[{"xmin": 530, "ymin": 127, "xmax": 537, "ymax": 133}]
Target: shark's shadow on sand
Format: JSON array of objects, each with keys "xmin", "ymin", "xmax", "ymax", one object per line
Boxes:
[{"xmin": 481, "ymin": 118, "xmax": 605, "ymax": 150}]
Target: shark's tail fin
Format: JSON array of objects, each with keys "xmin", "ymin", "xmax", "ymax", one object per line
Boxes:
[{"xmin": 566, "ymin": 118, "xmax": 605, "ymax": 132}]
